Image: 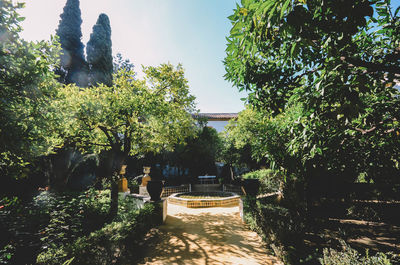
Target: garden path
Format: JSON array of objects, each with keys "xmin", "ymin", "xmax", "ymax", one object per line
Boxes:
[{"xmin": 139, "ymin": 204, "xmax": 282, "ymax": 265}]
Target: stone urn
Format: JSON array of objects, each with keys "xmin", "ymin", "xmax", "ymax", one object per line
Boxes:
[
  {"xmin": 146, "ymin": 180, "xmax": 163, "ymax": 201},
  {"xmin": 241, "ymin": 179, "xmax": 260, "ymax": 196},
  {"xmin": 141, "ymin": 166, "xmax": 151, "ymax": 186}
]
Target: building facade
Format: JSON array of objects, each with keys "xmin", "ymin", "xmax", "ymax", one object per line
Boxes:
[{"xmin": 193, "ymin": 113, "xmax": 238, "ymax": 132}]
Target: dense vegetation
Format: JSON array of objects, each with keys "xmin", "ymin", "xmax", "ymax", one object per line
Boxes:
[
  {"xmin": 1, "ymin": 0, "xmax": 194, "ymax": 263},
  {"xmin": 2, "ymin": 0, "xmax": 400, "ymax": 263},
  {"xmin": 0, "ymin": 0, "xmax": 63, "ymax": 180},
  {"xmin": 224, "ymin": 0, "xmax": 400, "ymax": 263},
  {"xmin": 225, "ymin": 0, "xmax": 400, "ymax": 194},
  {"xmin": 1, "ymin": 189, "xmax": 161, "ymax": 264}
]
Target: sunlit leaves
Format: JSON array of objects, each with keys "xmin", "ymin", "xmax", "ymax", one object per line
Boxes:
[
  {"xmin": 224, "ymin": 0, "xmax": 400, "ymax": 182},
  {"xmin": 58, "ymin": 63, "xmax": 196, "ymax": 160},
  {"xmin": 1, "ymin": 0, "xmax": 63, "ymax": 177}
]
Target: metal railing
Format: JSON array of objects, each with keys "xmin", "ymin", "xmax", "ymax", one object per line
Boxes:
[{"xmin": 161, "ymin": 184, "xmax": 191, "ymax": 198}]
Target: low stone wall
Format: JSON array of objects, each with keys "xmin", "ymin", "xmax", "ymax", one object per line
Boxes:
[{"xmin": 168, "ymin": 192, "xmax": 240, "ymax": 208}]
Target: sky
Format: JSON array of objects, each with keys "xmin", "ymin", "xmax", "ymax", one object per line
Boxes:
[{"xmin": 19, "ymin": 0, "xmax": 247, "ymax": 113}]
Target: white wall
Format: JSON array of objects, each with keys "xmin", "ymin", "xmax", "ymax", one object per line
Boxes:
[{"xmin": 206, "ymin": 120, "xmax": 229, "ymax": 133}]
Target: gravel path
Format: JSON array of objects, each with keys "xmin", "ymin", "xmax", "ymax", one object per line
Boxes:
[{"xmin": 139, "ymin": 204, "xmax": 282, "ymax": 265}]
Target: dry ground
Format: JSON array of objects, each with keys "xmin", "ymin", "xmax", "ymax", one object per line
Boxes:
[{"xmin": 139, "ymin": 204, "xmax": 282, "ymax": 265}]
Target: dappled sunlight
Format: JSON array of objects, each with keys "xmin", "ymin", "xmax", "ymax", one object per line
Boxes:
[{"xmin": 140, "ymin": 204, "xmax": 282, "ymax": 265}]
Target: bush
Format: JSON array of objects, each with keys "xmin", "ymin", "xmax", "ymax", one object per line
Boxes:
[
  {"xmin": 1, "ymin": 188, "xmax": 147, "ymax": 265},
  {"xmin": 320, "ymin": 241, "xmax": 393, "ymax": 265},
  {"xmin": 242, "ymin": 197, "xmax": 305, "ymax": 264},
  {"xmin": 242, "ymin": 169, "xmax": 283, "ymax": 194},
  {"xmin": 36, "ymin": 202, "xmax": 162, "ymax": 265}
]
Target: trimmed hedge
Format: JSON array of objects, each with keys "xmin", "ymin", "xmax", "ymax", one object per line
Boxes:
[
  {"xmin": 37, "ymin": 203, "xmax": 162, "ymax": 265},
  {"xmin": 242, "ymin": 169, "xmax": 282, "ymax": 194},
  {"xmin": 242, "ymin": 197, "xmax": 305, "ymax": 264}
]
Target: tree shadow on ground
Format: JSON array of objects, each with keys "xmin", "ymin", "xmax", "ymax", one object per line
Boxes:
[{"xmin": 139, "ymin": 205, "xmax": 282, "ymax": 265}]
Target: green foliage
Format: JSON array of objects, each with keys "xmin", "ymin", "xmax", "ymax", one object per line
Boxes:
[
  {"xmin": 58, "ymin": 63, "xmax": 196, "ymax": 159},
  {"xmin": 222, "ymin": 105, "xmax": 300, "ymax": 173},
  {"xmin": 87, "ymin": 13, "xmax": 113, "ymax": 87},
  {"xmin": 55, "ymin": 0, "xmax": 88, "ymax": 87},
  {"xmin": 320, "ymin": 240, "xmax": 393, "ymax": 265},
  {"xmin": 224, "ymin": 0, "xmax": 400, "ymax": 186},
  {"xmin": 36, "ymin": 203, "xmax": 161, "ymax": 265},
  {"xmin": 242, "ymin": 169, "xmax": 282, "ymax": 194},
  {"xmin": 242, "ymin": 198, "xmax": 305, "ymax": 264},
  {"xmin": 37, "ymin": 193, "xmax": 86, "ymax": 249},
  {"xmin": 0, "ymin": 0, "xmax": 63, "ymax": 177},
  {"xmin": 113, "ymin": 52, "xmax": 134, "ymax": 74},
  {"xmin": 169, "ymin": 126, "xmax": 222, "ymax": 178},
  {"xmin": 1, "ymin": 188, "xmax": 145, "ymax": 264},
  {"xmin": 0, "ymin": 244, "xmax": 16, "ymax": 264}
]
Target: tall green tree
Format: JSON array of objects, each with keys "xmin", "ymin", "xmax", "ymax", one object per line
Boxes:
[
  {"xmin": 56, "ymin": 0, "xmax": 88, "ymax": 87},
  {"xmin": 58, "ymin": 63, "xmax": 196, "ymax": 220},
  {"xmin": 222, "ymin": 106, "xmax": 274, "ymax": 170},
  {"xmin": 0, "ymin": 0, "xmax": 63, "ymax": 178},
  {"xmin": 225, "ymin": 0, "xmax": 400, "ymax": 187},
  {"xmin": 87, "ymin": 13, "xmax": 113, "ymax": 87},
  {"xmin": 169, "ymin": 126, "xmax": 222, "ymax": 179}
]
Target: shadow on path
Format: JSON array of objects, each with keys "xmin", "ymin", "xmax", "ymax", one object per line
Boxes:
[{"xmin": 140, "ymin": 204, "xmax": 282, "ymax": 265}]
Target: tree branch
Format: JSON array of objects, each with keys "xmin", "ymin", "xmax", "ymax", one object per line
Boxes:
[
  {"xmin": 98, "ymin": 125, "xmax": 116, "ymax": 148},
  {"xmin": 340, "ymin": 56, "xmax": 400, "ymax": 75},
  {"xmin": 353, "ymin": 118, "xmax": 398, "ymax": 135},
  {"xmin": 81, "ymin": 140, "xmax": 112, "ymax": 147}
]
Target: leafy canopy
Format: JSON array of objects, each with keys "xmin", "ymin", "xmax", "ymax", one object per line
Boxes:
[
  {"xmin": 225, "ymin": 0, "xmax": 400, "ymax": 182},
  {"xmin": 58, "ymin": 63, "xmax": 197, "ymax": 161},
  {"xmin": 1, "ymin": 0, "xmax": 63, "ymax": 176}
]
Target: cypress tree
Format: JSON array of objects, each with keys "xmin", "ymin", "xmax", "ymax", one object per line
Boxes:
[
  {"xmin": 86, "ymin": 13, "xmax": 113, "ymax": 87},
  {"xmin": 56, "ymin": 0, "xmax": 88, "ymax": 87}
]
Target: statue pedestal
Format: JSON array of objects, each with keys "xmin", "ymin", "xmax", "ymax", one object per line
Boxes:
[
  {"xmin": 139, "ymin": 185, "xmax": 149, "ymax": 197},
  {"xmin": 144, "ymin": 200, "xmax": 167, "ymax": 224},
  {"xmin": 118, "ymin": 177, "xmax": 128, "ymax": 192}
]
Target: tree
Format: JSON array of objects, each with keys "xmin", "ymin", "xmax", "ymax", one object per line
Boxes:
[
  {"xmin": 169, "ymin": 126, "xmax": 222, "ymax": 179},
  {"xmin": 87, "ymin": 13, "xmax": 113, "ymax": 87},
  {"xmin": 225, "ymin": 0, "xmax": 400, "ymax": 188},
  {"xmin": 222, "ymin": 106, "xmax": 273, "ymax": 170},
  {"xmin": 56, "ymin": 0, "xmax": 88, "ymax": 87},
  {"xmin": 57, "ymin": 63, "xmax": 196, "ymax": 220},
  {"xmin": 0, "ymin": 0, "xmax": 63, "ymax": 180},
  {"xmin": 113, "ymin": 53, "xmax": 135, "ymax": 74}
]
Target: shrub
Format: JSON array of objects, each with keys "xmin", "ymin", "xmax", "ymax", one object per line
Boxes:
[
  {"xmin": 37, "ymin": 202, "xmax": 162, "ymax": 265},
  {"xmin": 242, "ymin": 169, "xmax": 283, "ymax": 194},
  {"xmin": 1, "ymin": 188, "xmax": 146, "ymax": 265},
  {"xmin": 242, "ymin": 197, "xmax": 305, "ymax": 264},
  {"xmin": 320, "ymin": 241, "xmax": 393, "ymax": 265}
]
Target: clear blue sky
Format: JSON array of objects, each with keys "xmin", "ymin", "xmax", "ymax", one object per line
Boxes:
[{"xmin": 19, "ymin": 0, "xmax": 246, "ymax": 113}]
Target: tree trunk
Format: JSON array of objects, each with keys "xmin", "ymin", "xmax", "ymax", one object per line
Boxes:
[
  {"xmin": 106, "ymin": 176, "xmax": 119, "ymax": 223},
  {"xmin": 230, "ymin": 165, "xmax": 234, "ymax": 181},
  {"xmin": 105, "ymin": 149, "xmax": 126, "ymax": 223}
]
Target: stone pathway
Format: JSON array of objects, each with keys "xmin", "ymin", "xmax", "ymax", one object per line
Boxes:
[{"xmin": 140, "ymin": 204, "xmax": 282, "ymax": 265}]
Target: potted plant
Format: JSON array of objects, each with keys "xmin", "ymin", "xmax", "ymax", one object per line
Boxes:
[
  {"xmin": 144, "ymin": 166, "xmax": 164, "ymax": 201},
  {"xmin": 147, "ymin": 180, "xmax": 163, "ymax": 201}
]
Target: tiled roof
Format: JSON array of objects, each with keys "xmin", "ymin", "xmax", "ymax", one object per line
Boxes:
[{"xmin": 192, "ymin": 113, "xmax": 238, "ymax": 120}]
